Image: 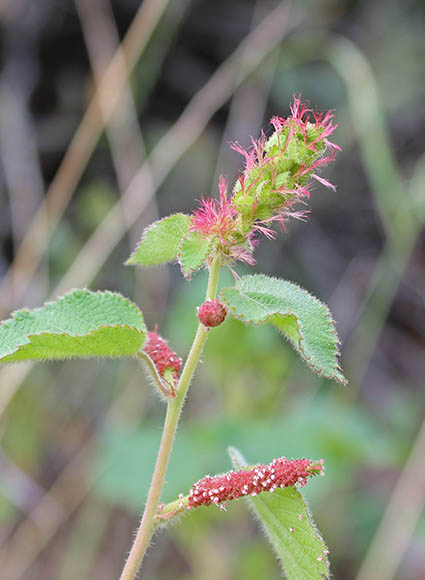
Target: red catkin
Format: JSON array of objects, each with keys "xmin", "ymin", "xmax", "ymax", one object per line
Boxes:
[
  {"xmin": 187, "ymin": 457, "xmax": 324, "ymax": 510},
  {"xmin": 144, "ymin": 331, "xmax": 181, "ymax": 381}
]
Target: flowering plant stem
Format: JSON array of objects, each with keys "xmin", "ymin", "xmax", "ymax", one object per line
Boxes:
[
  {"xmin": 119, "ymin": 256, "xmax": 221, "ymax": 580},
  {"xmin": 0, "ymin": 97, "xmax": 345, "ymax": 579}
]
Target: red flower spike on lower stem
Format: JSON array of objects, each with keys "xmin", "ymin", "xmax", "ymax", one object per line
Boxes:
[
  {"xmin": 188, "ymin": 457, "xmax": 324, "ymax": 510},
  {"xmin": 197, "ymin": 299, "xmax": 227, "ymax": 328},
  {"xmin": 144, "ymin": 331, "xmax": 182, "ymax": 382}
]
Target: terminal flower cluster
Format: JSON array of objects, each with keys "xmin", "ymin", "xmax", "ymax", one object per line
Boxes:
[
  {"xmin": 190, "ymin": 95, "xmax": 339, "ymax": 266},
  {"xmin": 187, "ymin": 456, "xmax": 324, "ymax": 510}
]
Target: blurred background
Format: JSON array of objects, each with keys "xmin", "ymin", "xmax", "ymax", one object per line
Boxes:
[{"xmin": 0, "ymin": 0, "xmax": 424, "ymax": 578}]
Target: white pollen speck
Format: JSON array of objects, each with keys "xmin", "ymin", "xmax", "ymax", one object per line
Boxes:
[{"xmin": 289, "ymin": 527, "xmax": 294, "ymax": 533}]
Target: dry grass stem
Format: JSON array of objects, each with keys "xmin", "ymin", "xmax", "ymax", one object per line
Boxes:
[{"xmin": 0, "ymin": 0, "xmax": 171, "ymax": 315}]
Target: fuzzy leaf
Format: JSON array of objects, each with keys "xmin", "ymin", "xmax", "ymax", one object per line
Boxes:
[
  {"xmin": 0, "ymin": 290, "xmax": 146, "ymax": 363},
  {"xmin": 229, "ymin": 447, "xmax": 330, "ymax": 580},
  {"xmin": 221, "ymin": 274, "xmax": 346, "ymax": 384},
  {"xmin": 178, "ymin": 231, "xmax": 212, "ymax": 279},
  {"xmin": 126, "ymin": 213, "xmax": 191, "ymax": 267}
]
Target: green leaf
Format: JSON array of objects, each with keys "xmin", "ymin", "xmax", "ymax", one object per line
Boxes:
[
  {"xmin": 177, "ymin": 231, "xmax": 212, "ymax": 279},
  {"xmin": 126, "ymin": 213, "xmax": 191, "ymax": 267},
  {"xmin": 229, "ymin": 447, "xmax": 330, "ymax": 580},
  {"xmin": 220, "ymin": 274, "xmax": 346, "ymax": 385},
  {"xmin": 0, "ymin": 290, "xmax": 146, "ymax": 363}
]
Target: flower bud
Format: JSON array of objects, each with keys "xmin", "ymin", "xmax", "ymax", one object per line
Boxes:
[{"xmin": 197, "ymin": 299, "xmax": 227, "ymax": 327}]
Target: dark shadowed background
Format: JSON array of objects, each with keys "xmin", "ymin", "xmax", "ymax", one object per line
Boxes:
[{"xmin": 0, "ymin": 0, "xmax": 424, "ymax": 579}]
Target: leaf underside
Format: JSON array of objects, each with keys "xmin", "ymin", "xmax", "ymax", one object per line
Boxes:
[
  {"xmin": 220, "ymin": 274, "xmax": 346, "ymax": 385},
  {"xmin": 0, "ymin": 290, "xmax": 146, "ymax": 363},
  {"xmin": 229, "ymin": 447, "xmax": 330, "ymax": 580},
  {"xmin": 126, "ymin": 213, "xmax": 191, "ymax": 267},
  {"xmin": 178, "ymin": 231, "xmax": 212, "ymax": 279}
]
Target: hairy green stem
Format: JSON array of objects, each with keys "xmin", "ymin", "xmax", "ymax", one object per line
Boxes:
[{"xmin": 119, "ymin": 257, "xmax": 221, "ymax": 580}]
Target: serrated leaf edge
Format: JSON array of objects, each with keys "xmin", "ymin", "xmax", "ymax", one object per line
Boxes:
[
  {"xmin": 0, "ymin": 289, "xmax": 146, "ymax": 361},
  {"xmin": 177, "ymin": 232, "xmax": 214, "ymax": 280},
  {"xmin": 125, "ymin": 213, "xmax": 190, "ymax": 267},
  {"xmin": 250, "ymin": 488, "xmax": 330, "ymax": 579},
  {"xmin": 0, "ymin": 324, "xmax": 146, "ymax": 362},
  {"xmin": 220, "ymin": 275, "xmax": 347, "ymax": 385},
  {"xmin": 228, "ymin": 446, "xmax": 330, "ymax": 580}
]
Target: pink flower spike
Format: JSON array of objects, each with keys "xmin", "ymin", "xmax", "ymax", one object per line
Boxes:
[
  {"xmin": 230, "ymin": 141, "xmax": 256, "ymax": 170},
  {"xmin": 250, "ymin": 132, "xmax": 267, "ymax": 164},
  {"xmin": 270, "ymin": 115, "xmax": 285, "ymax": 134},
  {"xmin": 187, "ymin": 457, "xmax": 324, "ymax": 510},
  {"xmin": 252, "ymin": 222, "xmax": 277, "ymax": 240},
  {"xmin": 290, "ymin": 94, "xmax": 311, "ymax": 121},
  {"xmin": 229, "ymin": 245, "xmax": 257, "ymax": 266},
  {"xmin": 191, "ymin": 177, "xmax": 237, "ymax": 241},
  {"xmin": 325, "ymin": 138, "xmax": 342, "ymax": 152},
  {"xmin": 218, "ymin": 174, "xmax": 228, "ymax": 202},
  {"xmin": 294, "ymin": 183, "xmax": 312, "ymax": 198},
  {"xmin": 311, "ymin": 173, "xmax": 336, "ymax": 191}
]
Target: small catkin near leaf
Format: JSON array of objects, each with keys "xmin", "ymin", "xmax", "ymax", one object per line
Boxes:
[
  {"xmin": 187, "ymin": 455, "xmax": 323, "ymax": 510},
  {"xmin": 143, "ymin": 331, "xmax": 181, "ymax": 382}
]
